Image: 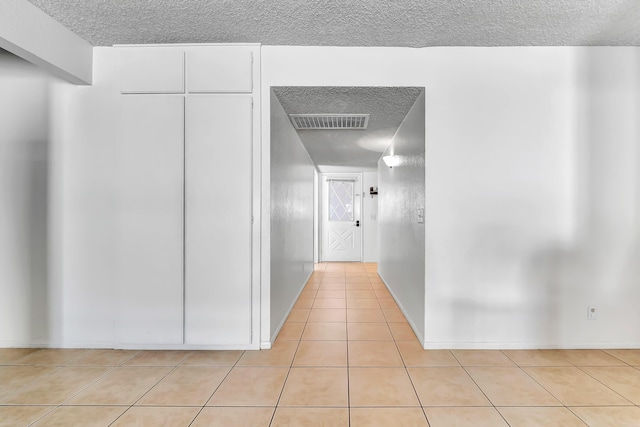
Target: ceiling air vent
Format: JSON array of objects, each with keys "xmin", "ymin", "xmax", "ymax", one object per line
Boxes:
[{"xmin": 289, "ymin": 114, "xmax": 370, "ymax": 130}]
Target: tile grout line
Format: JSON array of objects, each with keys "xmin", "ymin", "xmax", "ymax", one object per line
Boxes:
[
  {"xmin": 503, "ymin": 351, "xmax": 640, "ymax": 424},
  {"xmin": 108, "ymin": 352, "xmax": 193, "ymax": 426},
  {"xmin": 19, "ymin": 350, "xmax": 142, "ymax": 426},
  {"xmin": 516, "ymin": 356, "xmax": 606, "ymax": 415},
  {"xmin": 345, "ymin": 270, "xmax": 352, "ymax": 427},
  {"xmin": 187, "ymin": 350, "xmax": 248, "ymax": 426},
  {"xmin": 498, "ymin": 350, "xmax": 569, "ymax": 425},
  {"xmin": 505, "ymin": 350, "xmax": 573, "ymax": 404},
  {"xmin": 267, "ymin": 267, "xmax": 321, "ymax": 426},
  {"xmin": 372, "ymin": 265, "xmax": 433, "ymax": 426},
  {"xmin": 19, "ymin": 351, "xmax": 121, "ymax": 425},
  {"xmin": 390, "ymin": 309, "xmax": 431, "ymax": 426},
  {"xmin": 573, "ymin": 364, "xmax": 636, "ymax": 406},
  {"xmin": 448, "ymin": 351, "xmax": 505, "ymax": 422}
]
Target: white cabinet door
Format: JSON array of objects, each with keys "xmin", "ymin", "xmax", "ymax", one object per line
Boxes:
[
  {"xmin": 118, "ymin": 48, "xmax": 185, "ymax": 94},
  {"xmin": 184, "ymin": 95, "xmax": 253, "ymax": 345},
  {"xmin": 186, "ymin": 47, "xmax": 253, "ymax": 93},
  {"xmin": 119, "ymin": 95, "xmax": 184, "ymax": 345}
]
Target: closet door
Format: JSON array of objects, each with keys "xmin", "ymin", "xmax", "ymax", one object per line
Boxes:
[
  {"xmin": 119, "ymin": 95, "xmax": 184, "ymax": 345},
  {"xmin": 185, "ymin": 95, "xmax": 252, "ymax": 345}
]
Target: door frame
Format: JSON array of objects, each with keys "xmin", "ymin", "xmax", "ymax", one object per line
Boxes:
[{"xmin": 319, "ymin": 172, "xmax": 364, "ymax": 262}]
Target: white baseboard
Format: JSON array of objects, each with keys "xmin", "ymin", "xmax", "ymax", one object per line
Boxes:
[
  {"xmin": 377, "ymin": 272, "xmax": 425, "ymax": 345},
  {"xmin": 268, "ymin": 270, "xmax": 314, "ymax": 345},
  {"xmin": 423, "ymin": 342, "xmax": 640, "ymax": 350}
]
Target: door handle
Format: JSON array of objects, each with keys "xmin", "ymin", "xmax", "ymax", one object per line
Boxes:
[{"xmin": 355, "ymin": 220, "xmax": 360, "ymax": 227}]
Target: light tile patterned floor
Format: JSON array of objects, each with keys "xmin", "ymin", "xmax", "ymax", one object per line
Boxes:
[{"xmin": 1, "ymin": 262, "xmax": 640, "ymax": 426}]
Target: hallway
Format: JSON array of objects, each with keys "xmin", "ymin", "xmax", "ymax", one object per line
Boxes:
[{"xmin": 1, "ymin": 263, "xmax": 640, "ymax": 425}]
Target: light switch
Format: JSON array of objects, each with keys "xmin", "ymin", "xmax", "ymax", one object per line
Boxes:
[{"xmin": 416, "ymin": 208, "xmax": 424, "ymax": 224}]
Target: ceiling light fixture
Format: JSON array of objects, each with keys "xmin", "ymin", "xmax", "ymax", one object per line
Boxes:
[{"xmin": 383, "ymin": 155, "xmax": 401, "ymax": 168}]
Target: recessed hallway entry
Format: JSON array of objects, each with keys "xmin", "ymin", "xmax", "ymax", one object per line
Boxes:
[{"xmin": 267, "ymin": 85, "xmax": 426, "ymax": 348}]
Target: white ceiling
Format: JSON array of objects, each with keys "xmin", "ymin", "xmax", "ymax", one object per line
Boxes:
[
  {"xmin": 26, "ymin": 0, "xmax": 640, "ymax": 47},
  {"xmin": 273, "ymin": 87, "xmax": 423, "ymax": 169}
]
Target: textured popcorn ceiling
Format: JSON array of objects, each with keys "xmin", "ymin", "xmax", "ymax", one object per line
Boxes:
[
  {"xmin": 26, "ymin": 0, "xmax": 640, "ymax": 47},
  {"xmin": 273, "ymin": 87, "xmax": 423, "ymax": 169}
]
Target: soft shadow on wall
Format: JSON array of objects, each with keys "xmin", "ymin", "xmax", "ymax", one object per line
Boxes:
[
  {"xmin": 528, "ymin": 48, "xmax": 640, "ymax": 348},
  {"xmin": 0, "ymin": 49, "xmax": 51, "ymax": 346}
]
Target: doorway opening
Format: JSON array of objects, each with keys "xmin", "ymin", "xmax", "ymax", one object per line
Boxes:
[{"xmin": 266, "ymin": 86, "xmax": 425, "ymax": 347}]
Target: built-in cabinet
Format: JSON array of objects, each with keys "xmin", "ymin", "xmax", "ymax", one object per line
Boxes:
[{"xmin": 117, "ymin": 44, "xmax": 259, "ymax": 348}]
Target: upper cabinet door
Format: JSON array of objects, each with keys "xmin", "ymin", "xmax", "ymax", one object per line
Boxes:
[
  {"xmin": 118, "ymin": 48, "xmax": 185, "ymax": 93},
  {"xmin": 187, "ymin": 46, "xmax": 253, "ymax": 93}
]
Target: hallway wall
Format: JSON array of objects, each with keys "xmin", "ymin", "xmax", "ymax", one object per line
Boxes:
[
  {"xmin": 269, "ymin": 91, "xmax": 315, "ymax": 341},
  {"xmin": 362, "ymin": 171, "xmax": 379, "ymax": 262},
  {"xmin": 378, "ymin": 91, "xmax": 426, "ymax": 342}
]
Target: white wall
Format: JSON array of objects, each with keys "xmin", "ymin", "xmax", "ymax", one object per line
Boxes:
[
  {"xmin": 423, "ymin": 49, "xmax": 578, "ymax": 349},
  {"xmin": 270, "ymin": 91, "xmax": 315, "ymax": 341},
  {"xmin": 4, "ymin": 44, "xmax": 639, "ymax": 351},
  {"xmin": 0, "ymin": 51, "xmax": 53, "ymax": 346},
  {"xmin": 262, "ymin": 46, "xmax": 640, "ymax": 349},
  {"xmin": 51, "ymin": 47, "xmax": 120, "ymax": 346},
  {"xmin": 0, "ymin": 47, "xmax": 115, "ymax": 349},
  {"xmin": 569, "ymin": 48, "xmax": 640, "ymax": 346},
  {"xmin": 378, "ymin": 91, "xmax": 425, "ymax": 342},
  {"xmin": 421, "ymin": 48, "xmax": 640, "ymax": 348},
  {"xmin": 313, "ymin": 169, "xmax": 319, "ymax": 263}
]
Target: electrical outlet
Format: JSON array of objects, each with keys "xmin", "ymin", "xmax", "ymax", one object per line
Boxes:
[{"xmin": 587, "ymin": 306, "xmax": 597, "ymax": 320}]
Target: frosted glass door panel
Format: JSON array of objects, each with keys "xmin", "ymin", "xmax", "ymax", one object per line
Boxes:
[
  {"xmin": 186, "ymin": 47, "xmax": 253, "ymax": 93},
  {"xmin": 185, "ymin": 95, "xmax": 252, "ymax": 345},
  {"xmin": 119, "ymin": 96, "xmax": 184, "ymax": 345},
  {"xmin": 329, "ymin": 181, "xmax": 354, "ymax": 221}
]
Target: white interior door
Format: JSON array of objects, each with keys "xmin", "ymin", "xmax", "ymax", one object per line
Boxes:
[{"xmin": 321, "ymin": 175, "xmax": 362, "ymax": 262}]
